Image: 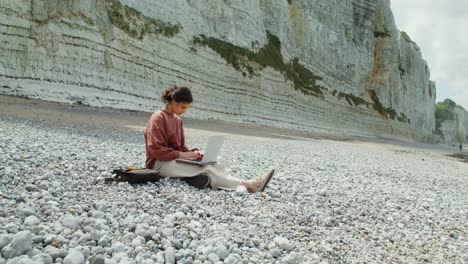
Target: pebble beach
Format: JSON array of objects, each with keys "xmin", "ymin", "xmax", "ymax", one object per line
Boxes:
[{"xmin": 0, "ymin": 96, "xmax": 466, "ymax": 264}]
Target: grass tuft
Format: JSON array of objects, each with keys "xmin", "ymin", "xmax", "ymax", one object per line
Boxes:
[
  {"xmin": 104, "ymin": 0, "xmax": 181, "ymax": 39},
  {"xmin": 337, "ymin": 92, "xmax": 369, "ymax": 107}
]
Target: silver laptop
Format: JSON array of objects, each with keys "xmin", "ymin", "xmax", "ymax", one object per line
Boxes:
[{"xmin": 175, "ymin": 135, "xmax": 224, "ymax": 166}]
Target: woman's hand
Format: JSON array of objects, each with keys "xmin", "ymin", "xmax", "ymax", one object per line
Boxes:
[
  {"xmin": 193, "ymin": 150, "xmax": 203, "ymax": 160},
  {"xmin": 179, "ymin": 151, "xmax": 200, "ymax": 160}
]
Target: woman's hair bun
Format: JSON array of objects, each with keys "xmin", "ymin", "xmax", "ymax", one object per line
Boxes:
[{"xmin": 161, "ymin": 85, "xmax": 193, "ymax": 104}]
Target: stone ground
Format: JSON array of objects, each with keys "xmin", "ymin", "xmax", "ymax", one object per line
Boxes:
[{"xmin": 0, "ymin": 95, "xmax": 466, "ymax": 264}]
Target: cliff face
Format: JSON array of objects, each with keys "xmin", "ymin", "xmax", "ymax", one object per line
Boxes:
[
  {"xmin": 0, "ymin": 0, "xmax": 436, "ymax": 141},
  {"xmin": 441, "ymin": 109, "xmax": 468, "ymax": 145},
  {"xmin": 436, "ymin": 100, "xmax": 468, "ymax": 144}
]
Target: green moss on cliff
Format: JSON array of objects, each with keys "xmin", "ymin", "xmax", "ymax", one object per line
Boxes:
[
  {"xmin": 105, "ymin": 0, "xmax": 180, "ymax": 39},
  {"xmin": 397, "ymin": 112, "xmax": 410, "ymax": 124},
  {"xmin": 374, "ymin": 29, "xmax": 391, "ymax": 38},
  {"xmin": 77, "ymin": 13, "xmax": 95, "ymax": 25},
  {"xmin": 193, "ymin": 35, "xmax": 241, "ymax": 70},
  {"xmin": 289, "ymin": 58, "xmax": 324, "ymax": 96},
  {"xmin": 368, "ymin": 90, "xmax": 409, "ymax": 123},
  {"xmin": 369, "ymin": 90, "xmax": 386, "ymax": 117},
  {"xmin": 337, "ymin": 92, "xmax": 369, "ymax": 107},
  {"xmin": 435, "ymin": 99, "xmax": 458, "ymax": 137},
  {"xmin": 193, "ymin": 32, "xmax": 324, "ymax": 97}
]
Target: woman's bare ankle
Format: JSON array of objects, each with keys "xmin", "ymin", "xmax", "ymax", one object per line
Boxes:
[{"xmin": 241, "ymin": 180, "xmax": 257, "ymax": 193}]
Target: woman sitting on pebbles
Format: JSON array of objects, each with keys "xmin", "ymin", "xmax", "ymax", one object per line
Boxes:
[{"xmin": 144, "ymin": 85, "xmax": 274, "ymax": 192}]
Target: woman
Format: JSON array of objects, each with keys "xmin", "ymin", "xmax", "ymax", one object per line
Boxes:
[{"xmin": 144, "ymin": 85, "xmax": 274, "ymax": 192}]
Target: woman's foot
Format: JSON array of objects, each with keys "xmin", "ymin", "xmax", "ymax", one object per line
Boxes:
[
  {"xmin": 240, "ymin": 168, "xmax": 275, "ymax": 193},
  {"xmin": 241, "ymin": 179, "xmax": 258, "ymax": 193}
]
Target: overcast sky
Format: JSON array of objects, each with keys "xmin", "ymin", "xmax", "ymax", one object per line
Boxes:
[{"xmin": 390, "ymin": 0, "xmax": 468, "ymax": 110}]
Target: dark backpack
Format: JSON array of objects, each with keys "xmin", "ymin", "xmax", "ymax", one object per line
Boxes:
[
  {"xmin": 106, "ymin": 167, "xmax": 210, "ymax": 188},
  {"xmin": 106, "ymin": 167, "xmax": 160, "ymax": 184}
]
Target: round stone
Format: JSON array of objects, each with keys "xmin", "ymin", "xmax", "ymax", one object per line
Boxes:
[
  {"xmin": 165, "ymin": 247, "xmax": 175, "ymax": 264},
  {"xmin": 0, "ymin": 234, "xmax": 12, "ymax": 250},
  {"xmin": 283, "ymin": 251, "xmax": 303, "ymax": 264},
  {"xmin": 94, "ymin": 201, "xmax": 108, "ymax": 212},
  {"xmin": 63, "ymin": 250, "xmax": 85, "ymax": 264},
  {"xmin": 223, "ymin": 255, "xmax": 239, "ymax": 264},
  {"xmin": 98, "ymin": 235, "xmax": 110, "ymax": 247},
  {"xmin": 207, "ymin": 253, "xmax": 220, "ymax": 263},
  {"xmin": 270, "ymin": 248, "xmax": 281, "ymax": 258},
  {"xmin": 62, "ymin": 216, "xmax": 81, "ymax": 230},
  {"xmin": 32, "ymin": 253, "xmax": 54, "ymax": 264},
  {"xmin": 215, "ymin": 245, "xmax": 229, "ymax": 260},
  {"xmin": 235, "ymin": 185, "xmax": 248, "ymax": 195},
  {"xmin": 1, "ymin": 230, "xmax": 33, "ymax": 259},
  {"xmin": 112, "ymin": 242, "xmax": 127, "ymax": 253},
  {"xmin": 92, "ymin": 255, "xmax": 105, "ymax": 264},
  {"xmin": 131, "ymin": 236, "xmax": 146, "ymax": 248},
  {"xmin": 24, "ymin": 215, "xmax": 40, "ymax": 226},
  {"xmin": 273, "ymin": 236, "xmax": 293, "ymax": 251}
]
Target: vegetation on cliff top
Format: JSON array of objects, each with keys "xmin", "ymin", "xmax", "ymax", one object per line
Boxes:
[
  {"xmin": 400, "ymin": 31, "xmax": 416, "ymax": 45},
  {"xmin": 435, "ymin": 99, "xmax": 460, "ymax": 138},
  {"xmin": 192, "ymin": 32, "xmax": 324, "ymax": 97},
  {"xmin": 105, "ymin": 0, "xmax": 181, "ymax": 39}
]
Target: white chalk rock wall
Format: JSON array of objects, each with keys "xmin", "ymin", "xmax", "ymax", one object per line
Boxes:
[
  {"xmin": 0, "ymin": 0, "xmax": 436, "ymax": 141},
  {"xmin": 440, "ymin": 108, "xmax": 468, "ymax": 144}
]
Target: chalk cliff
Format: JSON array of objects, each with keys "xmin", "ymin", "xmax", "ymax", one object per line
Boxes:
[
  {"xmin": 436, "ymin": 99, "xmax": 468, "ymax": 144},
  {"xmin": 0, "ymin": 0, "xmax": 436, "ymax": 141}
]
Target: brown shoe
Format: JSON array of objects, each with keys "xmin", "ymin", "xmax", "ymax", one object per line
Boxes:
[{"xmin": 256, "ymin": 169, "xmax": 275, "ymax": 192}]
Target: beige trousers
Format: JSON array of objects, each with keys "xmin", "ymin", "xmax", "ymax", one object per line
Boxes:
[{"xmin": 154, "ymin": 159, "xmax": 242, "ymax": 190}]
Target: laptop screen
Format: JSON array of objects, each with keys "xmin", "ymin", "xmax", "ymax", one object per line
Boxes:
[{"xmin": 201, "ymin": 135, "xmax": 224, "ymax": 162}]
